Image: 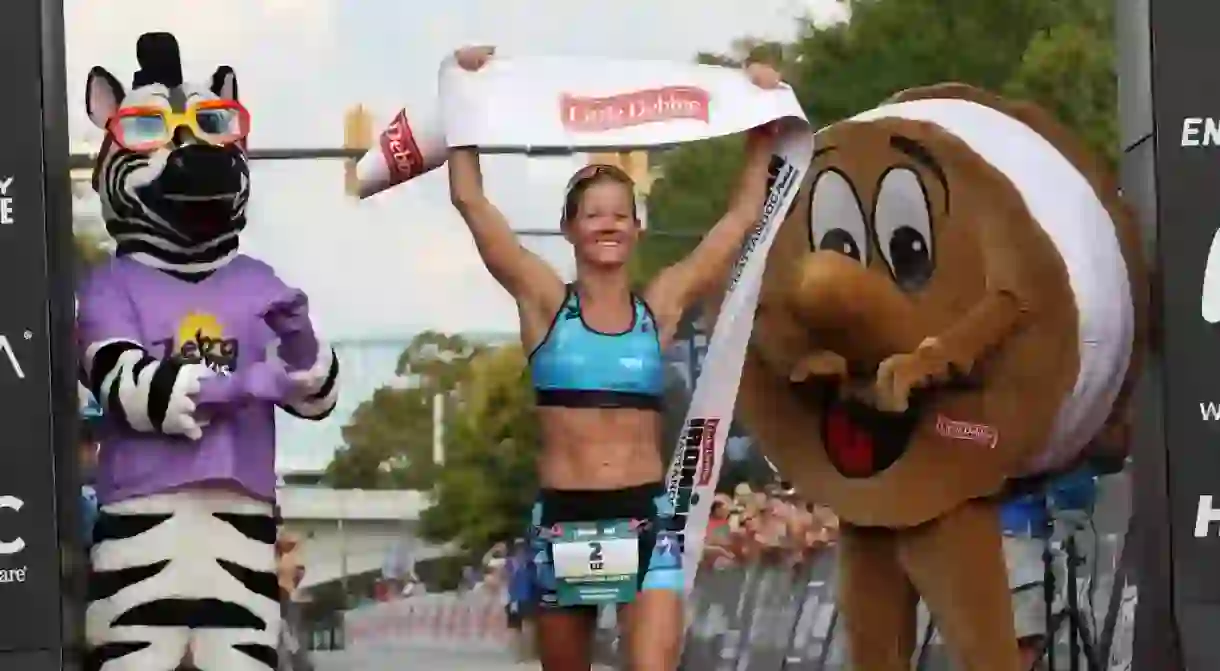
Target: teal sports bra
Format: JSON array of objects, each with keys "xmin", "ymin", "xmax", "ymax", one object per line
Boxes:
[{"xmin": 528, "ymin": 284, "xmax": 664, "ymax": 410}]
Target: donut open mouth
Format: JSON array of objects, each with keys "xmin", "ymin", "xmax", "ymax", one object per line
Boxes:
[{"xmin": 791, "ymin": 378, "xmax": 922, "ymax": 479}]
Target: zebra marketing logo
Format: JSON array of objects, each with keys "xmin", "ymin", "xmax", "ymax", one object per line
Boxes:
[{"xmin": 0, "ymin": 176, "xmax": 13, "ymax": 224}]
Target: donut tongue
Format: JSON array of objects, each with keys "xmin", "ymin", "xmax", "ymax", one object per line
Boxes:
[{"xmin": 825, "ymin": 403, "xmax": 874, "ymax": 476}]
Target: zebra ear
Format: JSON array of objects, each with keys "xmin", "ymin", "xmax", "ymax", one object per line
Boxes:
[
  {"xmin": 210, "ymin": 66, "xmax": 238, "ymax": 101},
  {"xmin": 85, "ymin": 66, "xmax": 125, "ymax": 130}
]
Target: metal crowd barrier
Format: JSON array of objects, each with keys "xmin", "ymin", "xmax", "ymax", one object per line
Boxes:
[
  {"xmin": 678, "ymin": 556, "xmax": 853, "ymax": 670},
  {"xmin": 589, "ymin": 536, "xmax": 1136, "ymax": 671},
  {"xmin": 342, "ymin": 591, "xmax": 513, "ymax": 656},
  {"xmin": 590, "ymin": 554, "xmax": 859, "ymax": 670},
  {"xmin": 332, "ymin": 476, "xmax": 1138, "ymax": 670}
]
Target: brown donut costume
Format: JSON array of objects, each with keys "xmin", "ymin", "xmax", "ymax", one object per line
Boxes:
[{"xmin": 733, "ymin": 84, "xmax": 1147, "ymax": 670}]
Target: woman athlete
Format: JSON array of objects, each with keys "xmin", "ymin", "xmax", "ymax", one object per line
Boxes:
[{"xmin": 449, "ymin": 45, "xmax": 780, "ymax": 671}]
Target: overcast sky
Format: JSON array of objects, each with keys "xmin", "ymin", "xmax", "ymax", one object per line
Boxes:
[{"xmin": 64, "ymin": 0, "xmax": 845, "ymax": 340}]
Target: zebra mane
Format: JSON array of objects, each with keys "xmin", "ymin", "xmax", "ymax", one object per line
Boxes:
[{"xmin": 132, "ymin": 32, "xmax": 182, "ymax": 89}]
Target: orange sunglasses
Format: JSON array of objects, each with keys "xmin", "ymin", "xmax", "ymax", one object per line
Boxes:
[{"xmin": 107, "ymin": 99, "xmax": 250, "ymax": 153}]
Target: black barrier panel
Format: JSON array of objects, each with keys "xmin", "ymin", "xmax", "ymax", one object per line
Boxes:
[
  {"xmin": 1147, "ymin": 0, "xmax": 1220, "ymax": 668},
  {"xmin": 1114, "ymin": 0, "xmax": 1179, "ymax": 667},
  {"xmin": 0, "ymin": 0, "xmax": 80, "ymax": 667}
]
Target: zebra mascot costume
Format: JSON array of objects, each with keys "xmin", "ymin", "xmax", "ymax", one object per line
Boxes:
[{"xmin": 76, "ymin": 33, "xmax": 339, "ymax": 671}]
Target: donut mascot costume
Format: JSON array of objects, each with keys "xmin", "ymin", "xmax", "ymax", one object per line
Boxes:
[
  {"xmin": 76, "ymin": 33, "xmax": 339, "ymax": 671},
  {"xmin": 735, "ymin": 84, "xmax": 1146, "ymax": 671}
]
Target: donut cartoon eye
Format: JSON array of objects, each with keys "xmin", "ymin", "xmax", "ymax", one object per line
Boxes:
[
  {"xmin": 808, "ymin": 169, "xmax": 868, "ymax": 265},
  {"xmin": 873, "ymin": 167, "xmax": 934, "ymax": 290}
]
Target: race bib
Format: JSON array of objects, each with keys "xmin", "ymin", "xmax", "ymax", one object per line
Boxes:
[{"xmin": 550, "ymin": 519, "xmax": 639, "ymax": 607}]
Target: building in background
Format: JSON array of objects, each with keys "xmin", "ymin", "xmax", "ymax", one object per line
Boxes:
[
  {"xmin": 587, "ymin": 150, "xmax": 654, "ymax": 190},
  {"xmin": 69, "ymin": 139, "xmax": 113, "ymax": 252}
]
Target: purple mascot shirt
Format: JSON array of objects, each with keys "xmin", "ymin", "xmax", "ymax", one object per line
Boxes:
[{"xmin": 78, "ymin": 255, "xmax": 292, "ymax": 505}]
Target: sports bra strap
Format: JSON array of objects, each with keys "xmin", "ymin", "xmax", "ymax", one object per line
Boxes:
[{"xmin": 566, "ymin": 283, "xmax": 648, "ymax": 310}]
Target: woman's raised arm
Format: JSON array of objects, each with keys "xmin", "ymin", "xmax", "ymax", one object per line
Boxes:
[
  {"xmin": 645, "ymin": 76, "xmax": 780, "ymax": 336},
  {"xmin": 447, "ymin": 46, "xmax": 565, "ymax": 310}
]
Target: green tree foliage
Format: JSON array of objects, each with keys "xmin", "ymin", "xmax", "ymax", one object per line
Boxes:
[
  {"xmin": 323, "ymin": 332, "xmax": 485, "ymax": 490},
  {"xmin": 1001, "ymin": 19, "xmax": 1118, "ymax": 167},
  {"xmin": 74, "ymin": 232, "xmax": 111, "ymax": 270},
  {"xmin": 324, "ymin": 333, "xmax": 539, "ymax": 551},
  {"xmin": 634, "ymin": 0, "xmax": 1117, "ymax": 283},
  {"xmin": 418, "ymin": 344, "xmax": 540, "ymax": 551}
]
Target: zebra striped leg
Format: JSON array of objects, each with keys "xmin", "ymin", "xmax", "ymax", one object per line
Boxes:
[
  {"xmin": 84, "ymin": 626, "xmax": 191, "ymax": 671},
  {"xmin": 191, "ymin": 627, "xmax": 280, "ymax": 671},
  {"xmin": 86, "ymin": 490, "xmax": 281, "ymax": 671}
]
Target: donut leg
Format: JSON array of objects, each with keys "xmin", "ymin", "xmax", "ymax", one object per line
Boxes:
[
  {"xmin": 899, "ymin": 499, "xmax": 1021, "ymax": 671},
  {"xmin": 837, "ymin": 524, "xmax": 919, "ymax": 670}
]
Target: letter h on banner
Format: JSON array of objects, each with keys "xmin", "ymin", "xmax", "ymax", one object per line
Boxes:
[
  {"xmin": 0, "ymin": 0, "xmax": 84, "ymax": 669},
  {"xmin": 1196, "ymin": 496, "xmax": 1220, "ymax": 538}
]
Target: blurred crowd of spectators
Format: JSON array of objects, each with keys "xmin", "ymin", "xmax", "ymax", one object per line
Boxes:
[
  {"xmin": 461, "ymin": 539, "xmax": 526, "ymax": 594},
  {"xmin": 460, "ymin": 539, "xmax": 537, "ymax": 661},
  {"xmin": 458, "ymin": 479, "xmax": 842, "ymax": 600},
  {"xmin": 702, "ymin": 481, "xmax": 839, "ymax": 570}
]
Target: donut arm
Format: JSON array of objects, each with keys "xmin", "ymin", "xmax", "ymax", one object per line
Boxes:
[
  {"xmin": 873, "ymin": 285, "xmax": 1025, "ymax": 412},
  {"xmin": 929, "ymin": 289, "xmax": 1024, "ymax": 377}
]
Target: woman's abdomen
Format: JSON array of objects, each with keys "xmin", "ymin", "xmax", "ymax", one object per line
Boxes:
[{"xmin": 537, "ymin": 407, "xmax": 664, "ymax": 489}]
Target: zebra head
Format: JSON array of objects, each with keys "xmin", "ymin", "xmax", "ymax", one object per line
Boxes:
[{"xmin": 85, "ymin": 32, "xmax": 250, "ymax": 275}]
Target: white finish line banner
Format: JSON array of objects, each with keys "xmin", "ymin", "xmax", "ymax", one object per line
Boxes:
[
  {"xmin": 356, "ymin": 55, "xmax": 815, "ymax": 600},
  {"xmin": 436, "ymin": 56, "xmax": 808, "ymax": 152}
]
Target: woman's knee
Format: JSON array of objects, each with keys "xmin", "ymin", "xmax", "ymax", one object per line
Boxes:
[
  {"xmin": 620, "ymin": 589, "xmax": 684, "ymax": 670},
  {"xmin": 537, "ymin": 608, "xmax": 596, "ymax": 670}
]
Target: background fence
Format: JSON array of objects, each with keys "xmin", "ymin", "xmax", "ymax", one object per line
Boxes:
[
  {"xmin": 649, "ymin": 475, "xmax": 1136, "ymax": 670},
  {"xmin": 596, "ymin": 539, "xmax": 1134, "ymax": 670},
  {"xmin": 336, "ymin": 493, "xmax": 1138, "ymax": 670}
]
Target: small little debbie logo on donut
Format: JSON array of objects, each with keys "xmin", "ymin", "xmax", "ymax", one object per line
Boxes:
[
  {"xmin": 935, "ymin": 415, "xmax": 998, "ymax": 448},
  {"xmin": 560, "ymin": 86, "xmax": 710, "ymax": 131}
]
